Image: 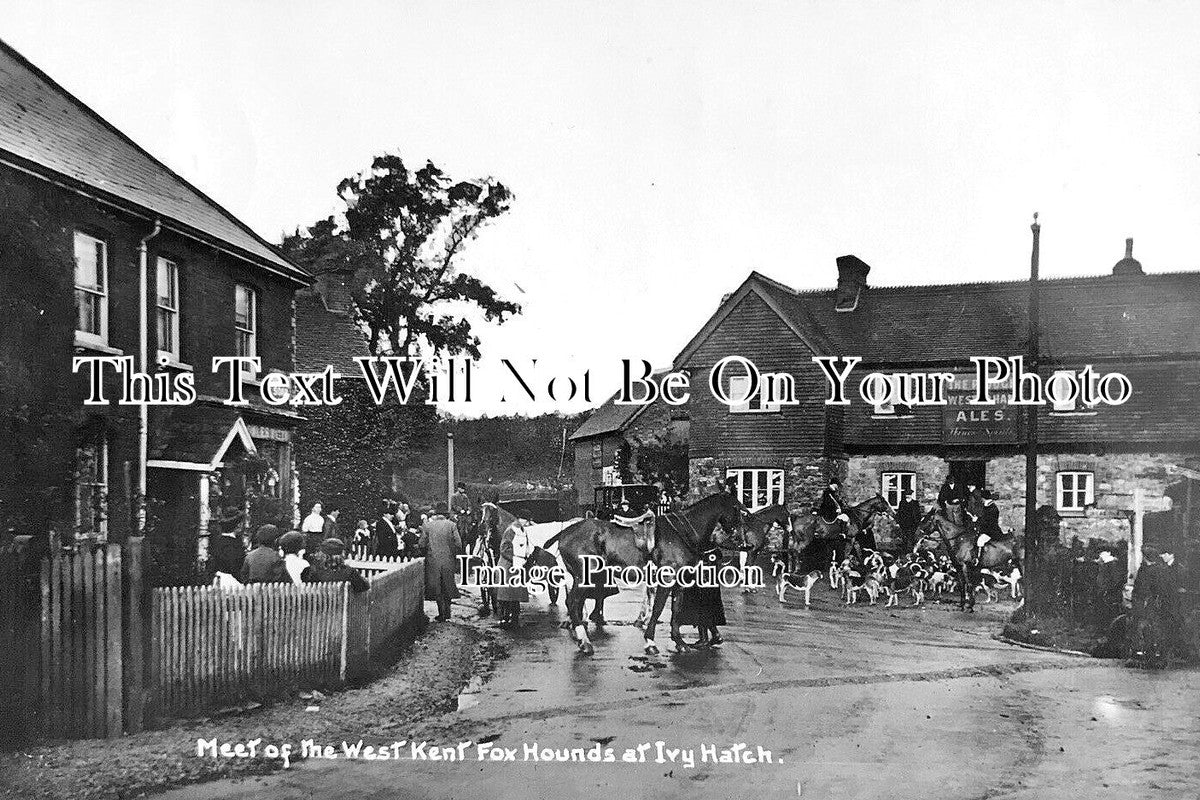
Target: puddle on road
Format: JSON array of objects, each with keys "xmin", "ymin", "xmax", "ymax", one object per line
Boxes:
[{"xmin": 457, "ymin": 675, "xmax": 485, "ymax": 711}]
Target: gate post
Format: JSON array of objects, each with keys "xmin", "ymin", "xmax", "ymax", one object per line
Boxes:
[{"xmin": 123, "ymin": 537, "xmax": 146, "ymax": 733}]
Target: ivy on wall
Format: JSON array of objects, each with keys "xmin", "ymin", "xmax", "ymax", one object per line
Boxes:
[{"xmin": 296, "ymin": 379, "xmax": 437, "ymax": 527}]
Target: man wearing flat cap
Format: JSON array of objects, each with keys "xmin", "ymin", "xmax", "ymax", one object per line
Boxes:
[{"xmin": 420, "ymin": 502, "xmax": 462, "ymax": 622}]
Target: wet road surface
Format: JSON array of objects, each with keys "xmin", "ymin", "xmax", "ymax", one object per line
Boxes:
[{"xmin": 161, "ymin": 574, "xmax": 1200, "ymax": 799}]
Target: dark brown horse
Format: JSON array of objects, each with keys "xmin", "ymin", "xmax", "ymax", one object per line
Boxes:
[
  {"xmin": 640, "ymin": 492, "xmax": 748, "ymax": 655},
  {"xmin": 915, "ymin": 509, "xmax": 1017, "ymax": 611},
  {"xmin": 556, "ymin": 510, "xmax": 658, "ymax": 655},
  {"xmin": 788, "ymin": 494, "xmax": 893, "ymax": 577}
]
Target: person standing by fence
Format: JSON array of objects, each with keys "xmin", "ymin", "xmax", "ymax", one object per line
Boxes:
[
  {"xmin": 240, "ymin": 524, "xmax": 284, "ymax": 584},
  {"xmin": 373, "ymin": 501, "xmax": 400, "ymax": 558},
  {"xmin": 310, "ymin": 538, "xmax": 369, "ymax": 593},
  {"xmin": 209, "ymin": 509, "xmax": 246, "ymax": 588},
  {"xmin": 278, "ymin": 531, "xmax": 313, "ymax": 585},
  {"xmin": 420, "ymin": 503, "xmax": 462, "ymax": 622}
]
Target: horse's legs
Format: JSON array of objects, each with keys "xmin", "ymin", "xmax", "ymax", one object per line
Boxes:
[
  {"xmin": 566, "ymin": 586, "xmax": 593, "ymax": 655},
  {"xmin": 589, "ymin": 595, "xmax": 607, "ymax": 625},
  {"xmin": 642, "ymin": 586, "xmax": 672, "ymax": 655}
]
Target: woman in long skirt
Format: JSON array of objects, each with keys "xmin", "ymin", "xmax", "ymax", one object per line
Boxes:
[
  {"xmin": 493, "ymin": 523, "xmax": 529, "ymax": 629},
  {"xmin": 675, "ymin": 547, "xmax": 727, "ymax": 646}
]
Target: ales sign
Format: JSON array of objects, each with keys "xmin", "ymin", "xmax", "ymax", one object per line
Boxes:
[{"xmin": 942, "ymin": 373, "xmax": 1022, "ymax": 444}]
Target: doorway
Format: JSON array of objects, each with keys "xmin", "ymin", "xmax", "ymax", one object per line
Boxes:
[{"xmin": 948, "ymin": 460, "xmax": 987, "ymax": 489}]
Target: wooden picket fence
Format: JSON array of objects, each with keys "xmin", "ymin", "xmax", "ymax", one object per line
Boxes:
[
  {"xmin": 345, "ymin": 558, "xmax": 425, "ymax": 671},
  {"xmin": 24, "ymin": 538, "xmax": 144, "ymax": 740},
  {"xmin": 4, "ymin": 537, "xmax": 426, "ymax": 739},
  {"xmin": 150, "ymin": 582, "xmax": 348, "ymax": 718}
]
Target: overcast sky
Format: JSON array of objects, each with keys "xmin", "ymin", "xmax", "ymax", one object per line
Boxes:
[{"xmin": 4, "ymin": 2, "xmax": 1199, "ymax": 415}]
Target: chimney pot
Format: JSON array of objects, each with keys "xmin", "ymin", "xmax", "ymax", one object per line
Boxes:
[
  {"xmin": 1113, "ymin": 237, "xmax": 1143, "ymax": 277},
  {"xmin": 834, "ymin": 255, "xmax": 870, "ymax": 312}
]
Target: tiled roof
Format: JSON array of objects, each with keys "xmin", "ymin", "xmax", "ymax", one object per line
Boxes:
[
  {"xmin": 752, "ymin": 270, "xmax": 1200, "ymax": 363},
  {"xmin": 0, "ymin": 39, "xmax": 307, "ymax": 282},
  {"xmin": 294, "ymin": 291, "xmax": 370, "ymax": 375},
  {"xmin": 569, "ymin": 371, "xmax": 668, "ymax": 441}
]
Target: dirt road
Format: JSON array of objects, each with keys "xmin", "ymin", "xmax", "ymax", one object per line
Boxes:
[{"xmin": 157, "ymin": 580, "xmax": 1200, "ymax": 799}]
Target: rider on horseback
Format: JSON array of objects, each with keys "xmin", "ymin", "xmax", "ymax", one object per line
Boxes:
[
  {"xmin": 971, "ymin": 490, "xmax": 1004, "ymax": 564},
  {"xmin": 817, "ymin": 480, "xmax": 849, "ymax": 525},
  {"xmin": 937, "ymin": 475, "xmax": 965, "ymax": 516}
]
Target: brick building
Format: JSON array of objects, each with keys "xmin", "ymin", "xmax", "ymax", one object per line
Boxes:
[
  {"xmin": 0, "ymin": 41, "xmax": 310, "ymax": 575},
  {"xmin": 652, "ymin": 243, "xmax": 1200, "ymax": 547},
  {"xmin": 570, "ymin": 371, "xmax": 688, "ymax": 514}
]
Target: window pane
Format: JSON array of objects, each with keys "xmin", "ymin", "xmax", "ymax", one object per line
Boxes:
[
  {"xmin": 74, "ymin": 233, "xmax": 104, "ymax": 290},
  {"xmin": 157, "ymin": 259, "xmax": 177, "ymax": 308},
  {"xmin": 157, "ymin": 309, "xmax": 174, "ymax": 352},
  {"xmin": 235, "ymin": 284, "xmax": 253, "ymax": 329},
  {"xmin": 76, "ymin": 290, "xmax": 100, "ymax": 334}
]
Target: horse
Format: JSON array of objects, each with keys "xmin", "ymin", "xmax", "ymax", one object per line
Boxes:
[
  {"xmin": 556, "ymin": 507, "xmax": 660, "ymax": 655},
  {"xmin": 638, "ymin": 492, "xmax": 748, "ymax": 656},
  {"xmin": 472, "ymin": 501, "xmax": 514, "ymax": 618},
  {"xmin": 914, "ymin": 509, "xmax": 1018, "ymax": 611},
  {"xmin": 789, "ymin": 494, "xmax": 894, "ymax": 579}
]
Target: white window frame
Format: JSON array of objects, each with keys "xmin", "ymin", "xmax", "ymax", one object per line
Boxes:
[
  {"xmin": 1056, "ymin": 471, "xmax": 1094, "ymax": 513},
  {"xmin": 728, "ymin": 374, "xmax": 781, "ymax": 414},
  {"xmin": 726, "ymin": 468, "xmax": 784, "ymax": 511},
  {"xmin": 1047, "ymin": 369, "xmax": 1099, "ymax": 414},
  {"xmin": 75, "ymin": 439, "xmax": 108, "ymax": 538},
  {"xmin": 235, "ymin": 283, "xmax": 258, "ymax": 380},
  {"xmin": 156, "ymin": 257, "xmax": 181, "ymax": 362},
  {"xmin": 74, "ymin": 231, "xmax": 108, "ymax": 347},
  {"xmin": 881, "ymin": 471, "xmax": 917, "ymax": 509}
]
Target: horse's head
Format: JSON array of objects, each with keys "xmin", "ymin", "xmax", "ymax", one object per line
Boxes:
[
  {"xmin": 867, "ymin": 494, "xmax": 895, "ymax": 519},
  {"xmin": 743, "ymin": 504, "xmax": 789, "ymax": 556}
]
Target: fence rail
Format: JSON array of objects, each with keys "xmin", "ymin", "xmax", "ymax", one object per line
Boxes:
[
  {"xmin": 150, "ymin": 582, "xmax": 348, "ymax": 718},
  {"xmin": 4, "ymin": 537, "xmax": 427, "ymax": 739}
]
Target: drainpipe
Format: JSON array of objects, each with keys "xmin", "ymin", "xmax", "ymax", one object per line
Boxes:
[{"xmin": 137, "ymin": 220, "xmax": 162, "ymax": 536}]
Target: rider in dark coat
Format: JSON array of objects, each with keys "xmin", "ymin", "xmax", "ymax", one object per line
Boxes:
[
  {"xmin": 937, "ymin": 477, "xmax": 966, "ymax": 515},
  {"xmin": 816, "ymin": 481, "xmax": 846, "ymax": 522},
  {"xmin": 972, "ymin": 491, "xmax": 1003, "ymax": 563}
]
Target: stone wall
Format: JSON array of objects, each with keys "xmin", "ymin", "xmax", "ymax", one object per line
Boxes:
[{"xmin": 846, "ymin": 451, "xmax": 1186, "ymax": 545}]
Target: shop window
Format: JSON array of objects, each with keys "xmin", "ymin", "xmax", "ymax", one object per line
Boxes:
[
  {"xmin": 1056, "ymin": 471, "xmax": 1094, "ymax": 512},
  {"xmin": 726, "ymin": 468, "xmax": 784, "ymax": 511},
  {"xmin": 881, "ymin": 471, "xmax": 917, "ymax": 509}
]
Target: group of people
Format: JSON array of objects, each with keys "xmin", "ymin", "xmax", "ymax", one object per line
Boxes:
[
  {"xmin": 813, "ymin": 475, "xmax": 1007, "ymax": 560},
  {"xmin": 208, "ymin": 515, "xmax": 369, "ymax": 594}
]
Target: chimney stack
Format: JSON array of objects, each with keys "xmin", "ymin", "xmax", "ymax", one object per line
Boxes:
[
  {"xmin": 834, "ymin": 255, "xmax": 871, "ymax": 312},
  {"xmin": 1112, "ymin": 237, "xmax": 1144, "ymax": 277},
  {"xmin": 313, "ymin": 271, "xmax": 354, "ymax": 314}
]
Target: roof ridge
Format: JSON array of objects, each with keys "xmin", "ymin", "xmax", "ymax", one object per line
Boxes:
[
  {"xmin": 0, "ymin": 37, "xmax": 306, "ymax": 280},
  {"xmin": 755, "ymin": 268, "xmax": 1200, "ymax": 296}
]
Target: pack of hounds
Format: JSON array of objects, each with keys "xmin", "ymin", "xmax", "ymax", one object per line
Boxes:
[{"xmin": 773, "ymin": 546, "xmax": 1022, "ymax": 609}]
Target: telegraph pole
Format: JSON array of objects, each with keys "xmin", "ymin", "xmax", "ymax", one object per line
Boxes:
[
  {"xmin": 447, "ymin": 432, "xmax": 455, "ymax": 510},
  {"xmin": 1024, "ymin": 213, "xmax": 1041, "ymax": 610}
]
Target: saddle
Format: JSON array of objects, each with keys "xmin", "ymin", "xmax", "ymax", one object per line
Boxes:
[{"xmin": 612, "ymin": 510, "xmax": 655, "ymax": 528}]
